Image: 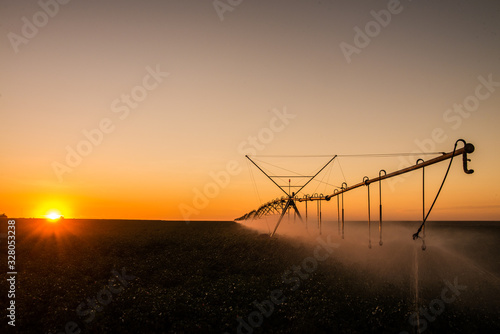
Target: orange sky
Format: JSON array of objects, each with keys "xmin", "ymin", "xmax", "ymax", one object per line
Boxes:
[{"xmin": 1, "ymin": 0, "xmax": 499, "ymax": 221}]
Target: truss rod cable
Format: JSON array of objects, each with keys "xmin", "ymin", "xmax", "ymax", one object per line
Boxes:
[
  {"xmin": 323, "ymin": 159, "xmax": 334, "ymax": 194},
  {"xmin": 295, "ymin": 156, "xmax": 337, "ymax": 194},
  {"xmin": 246, "ymin": 159, "xmax": 270, "ymax": 233},
  {"xmin": 310, "ymin": 179, "xmax": 342, "ymax": 189},
  {"xmin": 322, "ymin": 142, "xmax": 474, "ymax": 200},
  {"xmin": 306, "ymin": 159, "xmax": 335, "ymax": 179},
  {"xmin": 250, "ymin": 155, "xmax": 337, "ymax": 158},
  {"xmin": 250, "ymin": 159, "xmax": 306, "ymax": 188},
  {"xmin": 253, "ymin": 157, "xmax": 341, "ymax": 189},
  {"xmin": 254, "ymin": 156, "xmax": 331, "ymax": 180},
  {"xmin": 270, "ymin": 175, "xmax": 315, "ymax": 178},
  {"xmin": 300, "ymin": 160, "xmax": 340, "ymax": 190},
  {"xmin": 246, "ymin": 155, "xmax": 289, "ymax": 197},
  {"xmin": 337, "ymin": 157, "xmax": 347, "ymax": 184},
  {"xmin": 251, "ymin": 158, "xmax": 306, "ymax": 177},
  {"xmin": 337, "ymin": 152, "xmax": 446, "ymax": 157},
  {"xmin": 247, "ymin": 159, "xmax": 261, "ymax": 209},
  {"xmin": 312, "ymin": 159, "xmax": 332, "ymax": 195},
  {"xmin": 251, "ymin": 158, "xmax": 335, "ymax": 189},
  {"xmin": 412, "ymin": 139, "xmax": 472, "ymax": 240},
  {"xmin": 251, "ymin": 152, "xmax": 445, "ymax": 158}
]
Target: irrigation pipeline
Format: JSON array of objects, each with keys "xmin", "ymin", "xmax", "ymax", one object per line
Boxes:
[{"xmin": 236, "ymin": 139, "xmax": 475, "ymax": 241}]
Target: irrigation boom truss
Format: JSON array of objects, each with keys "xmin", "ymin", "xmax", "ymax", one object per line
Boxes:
[{"xmin": 236, "ymin": 139, "xmax": 475, "ymax": 241}]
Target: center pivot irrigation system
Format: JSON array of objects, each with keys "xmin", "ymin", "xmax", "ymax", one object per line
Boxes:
[{"xmin": 235, "ymin": 139, "xmax": 475, "ymax": 247}]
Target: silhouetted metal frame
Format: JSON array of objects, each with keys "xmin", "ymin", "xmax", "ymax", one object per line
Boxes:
[{"xmin": 238, "ymin": 141, "xmax": 475, "ymax": 238}]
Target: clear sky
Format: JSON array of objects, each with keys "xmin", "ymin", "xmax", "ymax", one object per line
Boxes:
[{"xmin": 1, "ymin": 0, "xmax": 499, "ymax": 221}]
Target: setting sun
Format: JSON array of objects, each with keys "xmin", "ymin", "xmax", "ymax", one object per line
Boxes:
[{"xmin": 46, "ymin": 211, "xmax": 62, "ymax": 221}]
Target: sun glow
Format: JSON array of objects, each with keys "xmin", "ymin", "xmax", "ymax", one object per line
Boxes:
[{"xmin": 46, "ymin": 210, "xmax": 62, "ymax": 221}]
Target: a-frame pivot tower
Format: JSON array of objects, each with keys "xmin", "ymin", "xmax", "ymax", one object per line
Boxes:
[{"xmin": 245, "ymin": 155, "xmax": 336, "ymax": 236}]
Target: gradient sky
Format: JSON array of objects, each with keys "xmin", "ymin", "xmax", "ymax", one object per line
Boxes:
[{"xmin": 1, "ymin": 0, "xmax": 499, "ymax": 220}]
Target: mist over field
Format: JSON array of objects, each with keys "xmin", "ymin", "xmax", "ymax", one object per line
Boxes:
[{"xmin": 1, "ymin": 218, "xmax": 498, "ymax": 333}]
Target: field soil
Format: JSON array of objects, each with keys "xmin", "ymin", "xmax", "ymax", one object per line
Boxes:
[{"xmin": 1, "ymin": 218, "xmax": 499, "ymax": 333}]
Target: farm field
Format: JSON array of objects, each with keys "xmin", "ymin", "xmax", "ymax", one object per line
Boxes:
[{"xmin": 1, "ymin": 218, "xmax": 499, "ymax": 333}]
